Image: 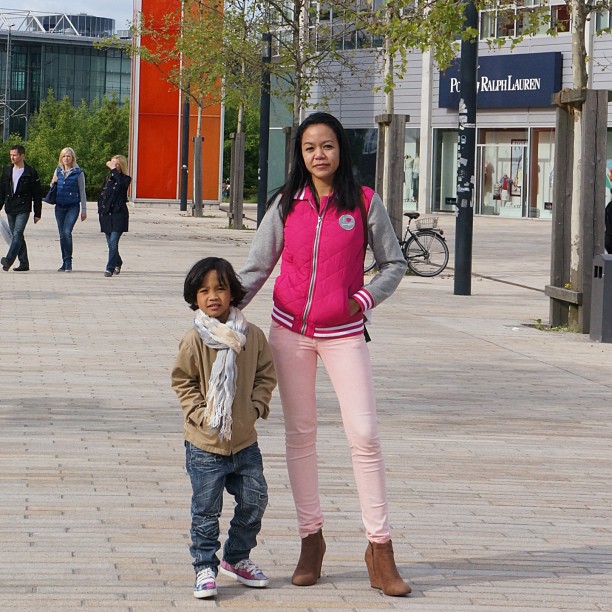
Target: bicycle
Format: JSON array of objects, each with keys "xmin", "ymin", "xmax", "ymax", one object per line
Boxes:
[{"xmin": 364, "ymin": 212, "xmax": 449, "ymax": 277}]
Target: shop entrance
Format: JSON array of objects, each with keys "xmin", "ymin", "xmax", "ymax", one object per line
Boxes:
[
  {"xmin": 432, "ymin": 127, "xmax": 554, "ymax": 218},
  {"xmin": 476, "ymin": 133, "xmax": 528, "ymax": 217}
]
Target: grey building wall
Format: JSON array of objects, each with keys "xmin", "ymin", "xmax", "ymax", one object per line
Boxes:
[{"xmin": 305, "ymin": 27, "xmax": 612, "ymax": 129}]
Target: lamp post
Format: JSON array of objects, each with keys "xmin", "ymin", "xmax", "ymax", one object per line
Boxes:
[
  {"xmin": 454, "ymin": 0, "xmax": 478, "ymax": 296},
  {"xmin": 257, "ymin": 32, "xmax": 272, "ymax": 227}
]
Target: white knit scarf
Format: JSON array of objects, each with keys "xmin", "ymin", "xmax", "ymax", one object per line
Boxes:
[{"xmin": 194, "ymin": 307, "xmax": 248, "ymax": 441}]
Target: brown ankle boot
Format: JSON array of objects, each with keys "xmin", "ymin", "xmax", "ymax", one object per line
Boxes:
[
  {"xmin": 365, "ymin": 540, "xmax": 411, "ymax": 596},
  {"xmin": 291, "ymin": 529, "xmax": 326, "ymax": 586}
]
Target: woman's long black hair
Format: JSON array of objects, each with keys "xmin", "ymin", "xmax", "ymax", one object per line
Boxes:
[{"xmin": 273, "ymin": 112, "xmax": 362, "ymax": 222}]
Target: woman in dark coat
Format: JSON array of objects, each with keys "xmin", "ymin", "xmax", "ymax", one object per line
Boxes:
[{"xmin": 98, "ymin": 155, "xmax": 131, "ymax": 277}]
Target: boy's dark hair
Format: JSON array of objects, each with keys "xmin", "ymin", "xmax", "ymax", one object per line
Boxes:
[
  {"xmin": 184, "ymin": 257, "xmax": 247, "ymax": 311},
  {"xmin": 10, "ymin": 144, "xmax": 26, "ymax": 155}
]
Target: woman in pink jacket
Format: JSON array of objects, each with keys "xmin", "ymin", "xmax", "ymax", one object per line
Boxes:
[{"xmin": 239, "ymin": 112, "xmax": 409, "ymax": 596}]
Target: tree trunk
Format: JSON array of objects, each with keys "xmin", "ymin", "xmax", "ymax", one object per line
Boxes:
[
  {"xmin": 229, "ymin": 101, "xmax": 246, "ymax": 230},
  {"xmin": 193, "ymin": 101, "xmax": 204, "ymax": 218},
  {"xmin": 382, "ymin": 24, "xmax": 394, "ymax": 206},
  {"xmin": 293, "ymin": 0, "xmax": 306, "ymax": 127}
]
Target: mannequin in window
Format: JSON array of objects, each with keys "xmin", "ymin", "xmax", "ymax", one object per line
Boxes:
[
  {"xmin": 404, "ymin": 155, "xmax": 414, "ymax": 201},
  {"xmin": 412, "ymin": 155, "xmax": 419, "ymax": 202}
]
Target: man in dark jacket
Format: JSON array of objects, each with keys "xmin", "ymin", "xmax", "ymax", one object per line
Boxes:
[{"xmin": 0, "ymin": 144, "xmax": 43, "ymax": 271}]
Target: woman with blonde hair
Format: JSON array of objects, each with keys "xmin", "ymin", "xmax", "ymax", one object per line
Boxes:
[
  {"xmin": 51, "ymin": 147, "xmax": 87, "ymax": 272},
  {"xmin": 97, "ymin": 155, "xmax": 131, "ymax": 277}
]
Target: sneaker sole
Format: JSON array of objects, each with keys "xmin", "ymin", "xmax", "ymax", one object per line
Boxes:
[
  {"xmin": 193, "ymin": 587, "xmax": 217, "ymax": 598},
  {"xmin": 219, "ymin": 565, "xmax": 269, "ymax": 588}
]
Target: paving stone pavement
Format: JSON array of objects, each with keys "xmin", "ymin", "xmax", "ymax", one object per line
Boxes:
[{"xmin": 1, "ymin": 204, "xmax": 611, "ymax": 611}]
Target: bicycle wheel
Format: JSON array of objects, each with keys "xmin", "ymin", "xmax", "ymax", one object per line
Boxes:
[
  {"xmin": 404, "ymin": 231, "xmax": 449, "ymax": 277},
  {"xmin": 364, "ymin": 245, "xmax": 377, "ymax": 273}
]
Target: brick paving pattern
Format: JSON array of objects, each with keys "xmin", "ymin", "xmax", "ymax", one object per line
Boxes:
[{"xmin": 1, "ymin": 205, "xmax": 611, "ymax": 611}]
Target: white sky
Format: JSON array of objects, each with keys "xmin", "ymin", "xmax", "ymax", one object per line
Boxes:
[{"xmin": 0, "ymin": 2, "xmax": 134, "ymax": 30}]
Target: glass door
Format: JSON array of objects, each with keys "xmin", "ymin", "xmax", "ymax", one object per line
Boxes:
[{"xmin": 476, "ymin": 129, "xmax": 528, "ymax": 217}]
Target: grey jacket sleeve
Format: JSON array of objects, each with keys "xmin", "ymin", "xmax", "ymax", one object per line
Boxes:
[
  {"xmin": 78, "ymin": 171, "xmax": 87, "ymax": 213},
  {"xmin": 238, "ymin": 196, "xmax": 285, "ymax": 309},
  {"xmin": 363, "ymin": 193, "xmax": 407, "ymax": 306}
]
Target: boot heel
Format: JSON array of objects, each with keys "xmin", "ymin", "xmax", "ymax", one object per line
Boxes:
[{"xmin": 365, "ymin": 540, "xmax": 411, "ymax": 596}]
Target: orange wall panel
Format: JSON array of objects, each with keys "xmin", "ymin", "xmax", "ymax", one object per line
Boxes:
[
  {"xmin": 138, "ymin": 63, "xmax": 181, "ymax": 115},
  {"xmin": 136, "ymin": 115, "xmax": 180, "ymax": 198},
  {"xmin": 131, "ymin": 0, "xmax": 222, "ymax": 204}
]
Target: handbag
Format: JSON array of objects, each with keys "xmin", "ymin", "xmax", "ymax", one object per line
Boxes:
[{"xmin": 43, "ymin": 182, "xmax": 57, "ymax": 205}]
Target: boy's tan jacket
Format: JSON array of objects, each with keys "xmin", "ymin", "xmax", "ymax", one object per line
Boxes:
[{"xmin": 171, "ymin": 324, "xmax": 276, "ymax": 456}]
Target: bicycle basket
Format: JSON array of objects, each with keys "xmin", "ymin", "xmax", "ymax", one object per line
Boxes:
[{"xmin": 415, "ymin": 216, "xmax": 438, "ymax": 230}]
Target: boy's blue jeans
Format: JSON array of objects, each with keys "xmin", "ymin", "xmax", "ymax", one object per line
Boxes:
[{"xmin": 185, "ymin": 441, "xmax": 268, "ymax": 574}]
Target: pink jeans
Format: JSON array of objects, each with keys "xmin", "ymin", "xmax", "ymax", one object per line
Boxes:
[{"xmin": 268, "ymin": 322, "xmax": 391, "ymax": 543}]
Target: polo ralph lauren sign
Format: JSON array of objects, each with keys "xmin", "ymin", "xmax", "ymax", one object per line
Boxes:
[{"xmin": 439, "ymin": 52, "xmax": 562, "ymax": 109}]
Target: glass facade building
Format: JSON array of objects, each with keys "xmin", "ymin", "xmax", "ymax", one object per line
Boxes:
[
  {"xmin": 0, "ymin": 29, "xmax": 131, "ymax": 138},
  {"xmin": 27, "ymin": 15, "xmax": 115, "ymax": 38}
]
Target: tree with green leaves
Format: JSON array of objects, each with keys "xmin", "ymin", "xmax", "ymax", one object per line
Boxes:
[
  {"xmin": 20, "ymin": 91, "xmax": 129, "ymax": 200},
  {"xmin": 354, "ymin": 0, "xmax": 610, "ymax": 330},
  {"xmin": 223, "ymin": 102, "xmax": 260, "ymax": 198},
  {"xmin": 260, "ymin": 0, "xmax": 375, "ymax": 127},
  {"xmin": 127, "ymin": 0, "xmax": 264, "ymax": 217}
]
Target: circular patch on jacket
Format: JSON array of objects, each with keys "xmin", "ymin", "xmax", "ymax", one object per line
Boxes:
[{"xmin": 339, "ymin": 214, "xmax": 356, "ymax": 230}]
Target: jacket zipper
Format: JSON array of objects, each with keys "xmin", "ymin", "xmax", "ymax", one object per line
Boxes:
[{"xmin": 301, "ymin": 199, "xmax": 328, "ymax": 335}]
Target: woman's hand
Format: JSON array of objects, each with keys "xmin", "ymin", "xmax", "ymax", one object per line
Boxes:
[
  {"xmin": 106, "ymin": 160, "xmax": 118, "ymax": 170},
  {"xmin": 81, "ymin": 212, "xmax": 87, "ymax": 222},
  {"xmin": 348, "ymin": 298, "xmax": 361, "ymax": 316}
]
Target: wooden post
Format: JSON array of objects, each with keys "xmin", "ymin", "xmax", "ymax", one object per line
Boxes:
[
  {"xmin": 193, "ymin": 136, "xmax": 203, "ymax": 218},
  {"xmin": 579, "ymin": 89, "xmax": 608, "ymax": 332},
  {"xmin": 375, "ymin": 116, "xmax": 387, "ymax": 199},
  {"xmin": 547, "ymin": 99, "xmax": 574, "ymax": 327},
  {"xmin": 375, "ymin": 113, "xmax": 409, "ymax": 239},
  {"xmin": 228, "ymin": 132, "xmax": 245, "ymax": 230},
  {"xmin": 546, "ymin": 89, "xmax": 608, "ymax": 332},
  {"xmin": 283, "ymin": 126, "xmax": 296, "ymax": 178}
]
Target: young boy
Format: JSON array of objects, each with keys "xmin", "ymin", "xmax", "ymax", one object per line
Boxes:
[{"xmin": 171, "ymin": 257, "xmax": 276, "ymax": 599}]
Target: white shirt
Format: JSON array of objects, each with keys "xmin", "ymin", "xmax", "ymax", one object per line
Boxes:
[{"xmin": 12, "ymin": 166, "xmax": 24, "ymax": 193}]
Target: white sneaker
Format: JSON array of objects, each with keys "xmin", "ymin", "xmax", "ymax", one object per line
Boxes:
[{"xmin": 193, "ymin": 567, "xmax": 217, "ymax": 598}]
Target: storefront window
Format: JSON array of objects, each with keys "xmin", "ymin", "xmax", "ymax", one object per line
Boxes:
[
  {"xmin": 477, "ymin": 128, "xmax": 528, "ymax": 217},
  {"xmin": 530, "ymin": 128, "xmax": 554, "ymax": 219},
  {"xmin": 346, "ymin": 128, "xmax": 378, "ymax": 188},
  {"xmin": 432, "ymin": 129, "xmax": 458, "ymax": 213},
  {"xmin": 434, "ymin": 127, "xmax": 554, "ymax": 218},
  {"xmin": 403, "ymin": 128, "xmax": 420, "ymax": 211}
]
